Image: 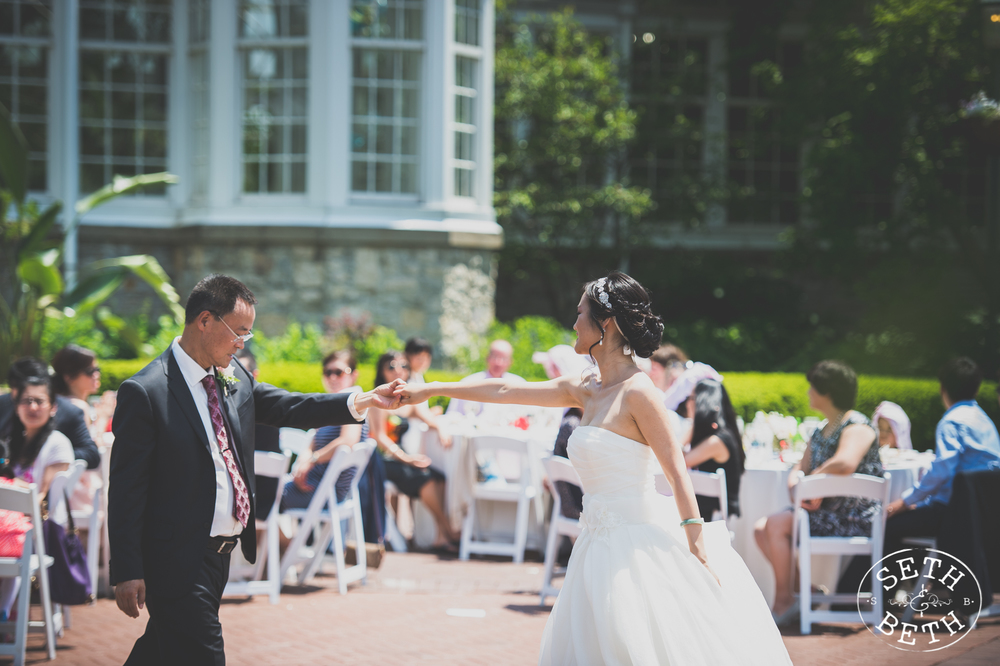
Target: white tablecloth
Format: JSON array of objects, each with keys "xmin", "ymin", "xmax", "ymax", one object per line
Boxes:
[{"xmin": 730, "ymin": 451, "xmax": 935, "ymax": 606}]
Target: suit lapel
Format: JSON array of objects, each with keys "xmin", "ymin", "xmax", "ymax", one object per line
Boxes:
[{"xmin": 163, "ymin": 350, "xmax": 212, "ymax": 455}]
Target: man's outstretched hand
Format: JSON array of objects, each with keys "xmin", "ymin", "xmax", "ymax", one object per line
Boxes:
[
  {"xmin": 115, "ymin": 578, "xmax": 146, "ymax": 618},
  {"xmin": 356, "ymin": 378, "xmax": 406, "ymax": 412},
  {"xmin": 395, "ymin": 383, "xmax": 432, "ymax": 406}
]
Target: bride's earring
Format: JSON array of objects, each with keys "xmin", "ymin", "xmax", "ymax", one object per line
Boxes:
[
  {"xmin": 598, "ymin": 328, "xmax": 605, "ymax": 346},
  {"xmin": 623, "ymin": 344, "xmax": 631, "ymax": 356}
]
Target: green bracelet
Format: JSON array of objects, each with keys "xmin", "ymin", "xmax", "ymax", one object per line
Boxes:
[{"xmin": 680, "ymin": 518, "xmax": 705, "ymax": 527}]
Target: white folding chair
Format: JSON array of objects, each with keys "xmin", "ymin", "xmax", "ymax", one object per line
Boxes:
[
  {"xmin": 539, "ymin": 456, "xmax": 582, "ymax": 605},
  {"xmin": 224, "ymin": 451, "xmax": 292, "ymax": 605},
  {"xmin": 0, "ymin": 483, "xmax": 59, "ymax": 663},
  {"xmin": 654, "ymin": 469, "xmax": 731, "ymax": 534},
  {"xmin": 460, "ymin": 435, "xmax": 536, "ymax": 564},
  {"xmin": 98, "ymin": 443, "xmax": 113, "ymax": 597},
  {"xmin": 280, "ymin": 440, "xmax": 376, "ymax": 594},
  {"xmin": 792, "ymin": 472, "xmax": 892, "ymax": 635},
  {"xmin": 279, "ymin": 428, "xmax": 315, "ymax": 457}
]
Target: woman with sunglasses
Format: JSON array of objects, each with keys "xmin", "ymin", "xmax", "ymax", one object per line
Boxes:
[
  {"xmin": 370, "ymin": 351, "xmax": 459, "ymax": 552},
  {"xmin": 51, "ymin": 344, "xmax": 106, "ymax": 434}
]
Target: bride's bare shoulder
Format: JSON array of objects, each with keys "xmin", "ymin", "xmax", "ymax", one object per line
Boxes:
[{"xmin": 623, "ymin": 372, "xmax": 665, "ymax": 406}]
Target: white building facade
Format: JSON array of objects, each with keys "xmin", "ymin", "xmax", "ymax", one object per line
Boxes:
[{"xmin": 1, "ymin": 0, "xmax": 501, "ymax": 352}]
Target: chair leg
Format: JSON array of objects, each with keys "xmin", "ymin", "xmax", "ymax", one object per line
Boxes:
[
  {"xmin": 799, "ymin": 543, "xmax": 812, "ymax": 635},
  {"xmin": 540, "ymin": 510, "xmax": 561, "ymax": 605},
  {"xmin": 352, "ymin": 499, "xmax": 367, "ymax": 585},
  {"xmin": 267, "ymin": 516, "xmax": 281, "ymax": 605},
  {"xmin": 302, "ymin": 519, "xmax": 334, "ymax": 585},
  {"xmin": 513, "ymin": 494, "xmax": 529, "ymax": 565},
  {"xmin": 15, "ymin": 560, "xmax": 32, "ymax": 666},
  {"xmin": 459, "ymin": 499, "xmax": 475, "ymax": 561},
  {"xmin": 331, "ymin": 515, "xmax": 348, "ymax": 595}
]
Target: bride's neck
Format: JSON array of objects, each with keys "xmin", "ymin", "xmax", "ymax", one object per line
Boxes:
[{"xmin": 593, "ymin": 347, "xmax": 636, "ymax": 386}]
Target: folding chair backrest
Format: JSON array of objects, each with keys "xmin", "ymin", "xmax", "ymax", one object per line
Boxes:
[
  {"xmin": 325, "ymin": 440, "xmax": 377, "ymax": 498},
  {"xmin": 689, "ymin": 468, "xmax": 728, "ymax": 522},
  {"xmin": 279, "ymin": 428, "xmax": 314, "ymax": 456},
  {"xmin": 0, "ymin": 484, "xmax": 36, "ymax": 517},
  {"xmin": 542, "ymin": 456, "xmax": 581, "ymax": 487},
  {"xmin": 47, "ymin": 460, "xmax": 87, "ymax": 515},
  {"xmin": 254, "ymin": 451, "xmax": 291, "ymax": 479},
  {"xmin": 470, "ymin": 435, "xmax": 530, "ymax": 483},
  {"xmin": 794, "ymin": 473, "xmax": 888, "ymax": 504}
]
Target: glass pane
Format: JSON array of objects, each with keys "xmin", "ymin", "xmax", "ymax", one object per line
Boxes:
[
  {"xmin": 291, "ymin": 86, "xmax": 306, "ymax": 116},
  {"xmin": 18, "ymin": 46, "xmax": 45, "ymax": 79},
  {"xmin": 291, "ymin": 124, "xmax": 306, "ymax": 154},
  {"xmin": 244, "ymin": 161, "xmax": 259, "ymax": 192},
  {"xmin": 352, "ymin": 85, "xmax": 369, "ymax": 115},
  {"xmin": 143, "ymin": 92, "xmax": 167, "ymax": 122},
  {"xmin": 80, "ymin": 125, "xmax": 105, "ymax": 156},
  {"xmin": 351, "ymin": 123, "xmax": 368, "ymax": 152},
  {"xmin": 376, "ymin": 87, "xmax": 393, "ymax": 116},
  {"xmin": 404, "ymin": 8, "xmax": 422, "ymax": 40},
  {"xmin": 112, "ymin": 128, "xmax": 134, "ymax": 156},
  {"xmin": 375, "ymin": 124, "xmax": 393, "ymax": 154},
  {"xmin": 80, "ymin": 163, "xmax": 106, "ymax": 193},
  {"xmin": 144, "ymin": 128, "xmax": 167, "ymax": 159},
  {"xmin": 111, "ymin": 91, "xmax": 136, "ymax": 120},
  {"xmin": 291, "ymin": 49, "xmax": 308, "ymax": 79},
  {"xmin": 401, "ymin": 52, "xmax": 419, "ymax": 81},
  {"xmin": 267, "ymin": 125, "xmax": 283, "ymax": 154},
  {"xmin": 290, "ymin": 161, "xmax": 306, "ymax": 191},
  {"xmin": 400, "ymin": 125, "xmax": 417, "ymax": 155},
  {"xmin": 455, "ymin": 95, "xmax": 473, "ymax": 124},
  {"xmin": 400, "ymin": 163, "xmax": 416, "ymax": 193},
  {"xmin": 374, "ymin": 161, "xmax": 392, "ymax": 191},
  {"xmin": 351, "ymin": 160, "xmax": 367, "ymax": 191},
  {"xmin": 267, "ymin": 86, "xmax": 284, "ymax": 116},
  {"xmin": 20, "ymin": 84, "xmax": 45, "ymax": 116},
  {"xmin": 401, "ymin": 89, "xmax": 418, "ymax": 118},
  {"xmin": 267, "ymin": 161, "xmax": 283, "ymax": 192},
  {"xmin": 377, "ymin": 51, "xmax": 395, "ymax": 80}
]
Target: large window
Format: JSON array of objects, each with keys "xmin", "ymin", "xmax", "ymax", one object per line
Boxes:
[
  {"xmin": 453, "ymin": 55, "xmax": 476, "ymax": 197},
  {"xmin": 238, "ymin": 0, "xmax": 309, "ymax": 195},
  {"xmin": 727, "ymin": 41, "xmax": 803, "ymax": 225},
  {"xmin": 350, "ymin": 0, "xmax": 422, "ymax": 195},
  {"xmin": 0, "ymin": 0, "xmax": 51, "ymax": 192},
  {"xmin": 79, "ymin": 0, "xmax": 171, "ymax": 195},
  {"xmin": 629, "ymin": 34, "xmax": 708, "ymax": 225},
  {"xmin": 454, "ymin": 0, "xmax": 479, "ymax": 46},
  {"xmin": 188, "ymin": 0, "xmax": 210, "ymax": 201}
]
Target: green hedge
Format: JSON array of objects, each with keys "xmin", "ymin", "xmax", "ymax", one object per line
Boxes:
[{"xmin": 98, "ymin": 361, "xmax": 999, "ymax": 451}]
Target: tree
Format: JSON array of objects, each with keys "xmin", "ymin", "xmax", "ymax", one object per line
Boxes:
[
  {"xmin": 494, "ymin": 7, "xmax": 654, "ymax": 315},
  {"xmin": 761, "ymin": 0, "xmax": 998, "ymax": 373},
  {"xmin": 0, "ymin": 103, "xmax": 183, "ymax": 376}
]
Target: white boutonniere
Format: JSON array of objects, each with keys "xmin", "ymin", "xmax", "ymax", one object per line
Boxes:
[{"xmin": 216, "ymin": 365, "xmax": 240, "ymax": 396}]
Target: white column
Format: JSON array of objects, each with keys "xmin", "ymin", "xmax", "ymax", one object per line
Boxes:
[
  {"xmin": 171, "ymin": 0, "xmax": 189, "ymax": 207},
  {"xmin": 703, "ymin": 32, "xmax": 727, "ymax": 228},
  {"xmin": 312, "ymin": 0, "xmax": 349, "ymax": 207},
  {"xmin": 208, "ymin": 0, "xmax": 238, "ymax": 207},
  {"xmin": 61, "ymin": 0, "xmax": 80, "ymax": 289},
  {"xmin": 423, "ymin": 0, "xmax": 449, "ymax": 207},
  {"xmin": 476, "ymin": 0, "xmax": 495, "ymax": 211}
]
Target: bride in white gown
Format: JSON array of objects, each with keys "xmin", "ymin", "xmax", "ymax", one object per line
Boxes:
[{"xmin": 399, "ymin": 272, "xmax": 791, "ymax": 665}]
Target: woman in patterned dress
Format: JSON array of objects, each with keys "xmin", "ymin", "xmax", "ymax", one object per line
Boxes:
[{"xmin": 754, "ymin": 360, "xmax": 883, "ymax": 623}]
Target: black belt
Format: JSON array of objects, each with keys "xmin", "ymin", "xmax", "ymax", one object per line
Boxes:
[{"xmin": 206, "ymin": 535, "xmax": 240, "ymax": 554}]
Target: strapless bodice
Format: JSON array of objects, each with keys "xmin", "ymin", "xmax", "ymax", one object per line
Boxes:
[{"xmin": 567, "ymin": 426, "xmax": 659, "ymax": 500}]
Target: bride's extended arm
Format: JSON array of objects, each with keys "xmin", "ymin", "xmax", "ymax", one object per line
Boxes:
[
  {"xmin": 628, "ymin": 386, "xmax": 717, "ymax": 581},
  {"xmin": 398, "ymin": 375, "xmax": 584, "ymax": 410}
]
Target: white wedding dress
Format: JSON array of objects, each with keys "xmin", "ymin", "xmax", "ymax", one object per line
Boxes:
[{"xmin": 539, "ymin": 426, "xmax": 792, "ymax": 665}]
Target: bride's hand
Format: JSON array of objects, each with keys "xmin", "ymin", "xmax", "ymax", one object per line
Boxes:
[
  {"xmin": 396, "ymin": 384, "xmax": 431, "ymax": 405},
  {"xmin": 703, "ymin": 560, "xmax": 721, "ymax": 586}
]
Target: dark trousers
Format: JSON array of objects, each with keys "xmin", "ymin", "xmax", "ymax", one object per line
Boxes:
[
  {"xmin": 836, "ymin": 502, "xmax": 947, "ymax": 595},
  {"xmin": 125, "ymin": 551, "xmax": 231, "ymax": 666}
]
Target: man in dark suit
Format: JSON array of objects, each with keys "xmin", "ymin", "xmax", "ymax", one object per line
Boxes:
[
  {"xmin": 0, "ymin": 357, "xmax": 101, "ymax": 469},
  {"xmin": 110, "ymin": 275, "xmax": 402, "ymax": 664}
]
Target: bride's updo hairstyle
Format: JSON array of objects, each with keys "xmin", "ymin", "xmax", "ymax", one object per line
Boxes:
[{"xmin": 583, "ymin": 271, "xmax": 664, "ymax": 359}]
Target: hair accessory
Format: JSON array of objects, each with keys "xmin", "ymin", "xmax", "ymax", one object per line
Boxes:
[
  {"xmin": 595, "ymin": 278, "xmax": 611, "ymax": 309},
  {"xmin": 680, "ymin": 518, "xmax": 704, "ymax": 527}
]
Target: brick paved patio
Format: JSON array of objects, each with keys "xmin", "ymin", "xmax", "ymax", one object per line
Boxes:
[{"xmin": 8, "ymin": 551, "xmax": 1000, "ymax": 665}]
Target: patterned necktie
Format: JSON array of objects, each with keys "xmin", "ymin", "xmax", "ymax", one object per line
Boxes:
[{"xmin": 200, "ymin": 374, "xmax": 250, "ymax": 529}]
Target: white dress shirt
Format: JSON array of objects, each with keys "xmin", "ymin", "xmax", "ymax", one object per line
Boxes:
[{"xmin": 171, "ymin": 338, "xmax": 369, "ymax": 537}]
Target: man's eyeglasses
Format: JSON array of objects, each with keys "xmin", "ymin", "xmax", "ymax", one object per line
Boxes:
[
  {"xmin": 17, "ymin": 397, "xmax": 50, "ymax": 408},
  {"xmin": 387, "ymin": 362, "xmax": 409, "ymax": 371},
  {"xmin": 213, "ymin": 313, "xmax": 254, "ymax": 343},
  {"xmin": 324, "ymin": 367, "xmax": 353, "ymax": 378}
]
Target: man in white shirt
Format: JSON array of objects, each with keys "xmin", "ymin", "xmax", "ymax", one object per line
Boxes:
[{"xmin": 447, "ymin": 339, "xmax": 524, "ymax": 415}]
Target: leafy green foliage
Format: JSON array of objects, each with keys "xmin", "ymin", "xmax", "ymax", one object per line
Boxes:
[
  {"xmin": 456, "ymin": 316, "xmax": 576, "ymax": 380},
  {"xmin": 494, "ymin": 7, "xmax": 654, "ymax": 314}
]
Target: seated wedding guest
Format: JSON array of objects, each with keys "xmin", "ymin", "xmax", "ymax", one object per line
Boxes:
[
  {"xmin": 663, "ymin": 362, "xmax": 722, "ymax": 439},
  {"xmin": 649, "ymin": 344, "xmax": 689, "ymax": 393},
  {"xmin": 754, "ymin": 360, "xmax": 882, "ymax": 623},
  {"xmin": 280, "ymin": 350, "xmax": 387, "ymax": 544},
  {"xmin": 883, "ymin": 358, "xmax": 1000, "ymax": 554},
  {"xmin": 235, "ymin": 349, "xmax": 281, "ymax": 524},
  {"xmin": 682, "ymin": 379, "xmax": 744, "ymax": 521},
  {"xmin": 872, "ymin": 401, "xmax": 912, "ymax": 450},
  {"xmin": 447, "ymin": 339, "xmax": 524, "ymax": 416},
  {"xmin": 370, "ymin": 351, "xmax": 458, "ymax": 551},
  {"xmin": 0, "ymin": 358, "xmax": 99, "ymax": 469},
  {"xmin": 404, "ymin": 337, "xmax": 433, "ymax": 385},
  {"xmin": 0, "ymin": 373, "xmax": 75, "ymax": 616}
]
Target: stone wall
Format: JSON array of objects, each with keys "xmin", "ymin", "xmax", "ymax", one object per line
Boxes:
[{"xmin": 78, "ymin": 225, "xmax": 499, "ymax": 359}]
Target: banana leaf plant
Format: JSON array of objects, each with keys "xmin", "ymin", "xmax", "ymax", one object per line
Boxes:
[{"xmin": 0, "ymin": 102, "xmax": 183, "ymax": 377}]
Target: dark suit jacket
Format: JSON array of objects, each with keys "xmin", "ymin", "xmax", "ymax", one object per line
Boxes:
[
  {"xmin": 0, "ymin": 393, "xmax": 101, "ymax": 469},
  {"xmin": 109, "ymin": 347, "xmax": 360, "ymax": 599}
]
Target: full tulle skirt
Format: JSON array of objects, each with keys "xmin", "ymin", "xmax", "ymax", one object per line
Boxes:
[{"xmin": 538, "ymin": 493, "xmax": 791, "ymax": 666}]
